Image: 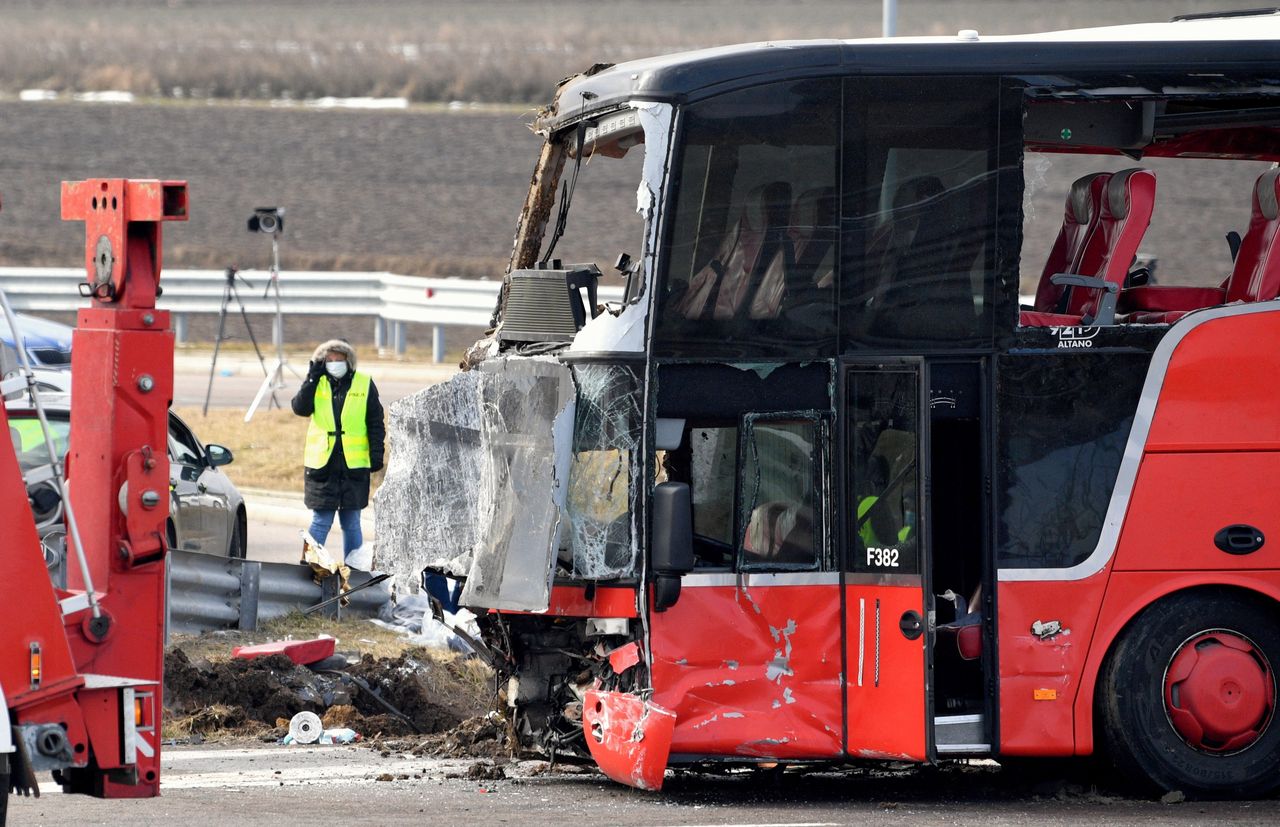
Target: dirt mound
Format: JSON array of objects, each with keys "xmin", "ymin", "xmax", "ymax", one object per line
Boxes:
[
  {"xmin": 164, "ymin": 646, "xmax": 492, "ymax": 740},
  {"xmin": 347, "ymin": 652, "xmax": 482, "ymax": 735},
  {"xmin": 409, "ymin": 713, "xmax": 510, "ymax": 759}
]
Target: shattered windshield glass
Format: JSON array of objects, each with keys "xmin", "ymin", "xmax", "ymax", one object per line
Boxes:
[
  {"xmin": 566, "ymin": 364, "xmax": 641, "ymax": 579},
  {"xmin": 374, "ymin": 356, "xmax": 576, "ymax": 611}
]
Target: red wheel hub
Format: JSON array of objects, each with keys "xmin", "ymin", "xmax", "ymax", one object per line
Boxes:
[{"xmin": 1164, "ymin": 630, "xmax": 1275, "ymax": 753}]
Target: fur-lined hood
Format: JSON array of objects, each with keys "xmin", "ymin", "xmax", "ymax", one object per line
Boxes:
[{"xmin": 312, "ymin": 339, "xmax": 357, "ymax": 371}]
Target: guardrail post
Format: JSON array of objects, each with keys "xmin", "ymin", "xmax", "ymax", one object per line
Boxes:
[
  {"xmin": 320, "ymin": 574, "xmax": 342, "ymax": 619},
  {"xmin": 238, "ymin": 560, "xmax": 261, "ymax": 631},
  {"xmin": 393, "ymin": 321, "xmax": 407, "ymax": 358},
  {"xmin": 432, "ymin": 324, "xmax": 445, "ymax": 363},
  {"xmin": 374, "ymin": 317, "xmax": 387, "ymax": 354},
  {"xmin": 173, "ymin": 312, "xmax": 189, "ymax": 345}
]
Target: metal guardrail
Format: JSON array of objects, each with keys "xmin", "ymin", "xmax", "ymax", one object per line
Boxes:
[
  {"xmin": 0, "ymin": 267, "xmax": 625, "ymax": 362},
  {"xmin": 165, "ymin": 549, "xmax": 392, "ymax": 635}
]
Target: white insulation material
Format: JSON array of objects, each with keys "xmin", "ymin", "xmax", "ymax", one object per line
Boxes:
[{"xmin": 374, "ymin": 355, "xmax": 575, "ymax": 612}]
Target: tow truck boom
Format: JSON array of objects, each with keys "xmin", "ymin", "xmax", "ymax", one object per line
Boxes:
[{"xmin": 1, "ymin": 179, "xmax": 187, "ymax": 809}]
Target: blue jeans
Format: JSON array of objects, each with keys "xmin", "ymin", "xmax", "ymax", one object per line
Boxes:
[{"xmin": 309, "ymin": 509, "xmax": 363, "ymax": 557}]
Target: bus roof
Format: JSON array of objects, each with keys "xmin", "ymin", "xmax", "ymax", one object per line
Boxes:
[{"xmin": 542, "ymin": 12, "xmax": 1280, "ymax": 131}]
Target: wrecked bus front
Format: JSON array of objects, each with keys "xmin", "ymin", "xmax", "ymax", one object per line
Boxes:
[
  {"xmin": 374, "ymin": 89, "xmax": 672, "ymax": 779},
  {"xmin": 382, "ymin": 15, "xmax": 1280, "ymax": 799}
]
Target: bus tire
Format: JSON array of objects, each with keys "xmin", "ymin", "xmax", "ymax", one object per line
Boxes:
[{"xmin": 1098, "ymin": 591, "xmax": 1280, "ymax": 799}]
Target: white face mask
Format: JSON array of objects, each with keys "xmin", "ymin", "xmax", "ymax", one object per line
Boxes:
[{"xmin": 325, "ymin": 360, "xmax": 349, "ymax": 380}]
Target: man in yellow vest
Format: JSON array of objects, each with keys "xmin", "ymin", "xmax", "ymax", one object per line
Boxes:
[{"xmin": 291, "ymin": 339, "xmax": 385, "ymax": 563}]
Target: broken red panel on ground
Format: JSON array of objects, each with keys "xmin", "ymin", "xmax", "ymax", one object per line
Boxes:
[
  {"xmin": 232, "ymin": 637, "xmax": 336, "ymax": 665},
  {"xmin": 582, "ymin": 690, "xmax": 676, "ymax": 791}
]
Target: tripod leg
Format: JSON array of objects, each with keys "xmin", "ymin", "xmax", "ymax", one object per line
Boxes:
[
  {"xmin": 236, "ymin": 293, "xmax": 270, "ymax": 377},
  {"xmin": 203, "ymin": 283, "xmax": 234, "ymax": 416},
  {"xmin": 269, "ymin": 360, "xmax": 283, "ymax": 411},
  {"xmin": 245, "ymin": 371, "xmax": 276, "ymax": 423}
]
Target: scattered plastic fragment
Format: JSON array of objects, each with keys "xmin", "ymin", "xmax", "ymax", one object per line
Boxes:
[{"xmin": 232, "ymin": 637, "xmax": 336, "ymax": 666}]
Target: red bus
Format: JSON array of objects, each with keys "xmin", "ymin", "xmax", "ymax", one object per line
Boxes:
[{"xmin": 378, "ymin": 10, "xmax": 1280, "ymax": 797}]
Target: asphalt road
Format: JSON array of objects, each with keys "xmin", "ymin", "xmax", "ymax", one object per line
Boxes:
[
  {"xmin": 245, "ymin": 516, "xmax": 307, "ymax": 565},
  {"xmin": 175, "ymin": 363, "xmax": 444, "ymax": 410},
  {"xmin": 10, "ymin": 744, "xmax": 1278, "ymax": 826}
]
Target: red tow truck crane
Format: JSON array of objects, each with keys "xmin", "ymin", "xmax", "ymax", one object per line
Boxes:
[{"xmin": 2, "ymin": 178, "xmax": 187, "ymax": 819}]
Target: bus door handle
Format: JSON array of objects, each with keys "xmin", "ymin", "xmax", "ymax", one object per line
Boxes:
[
  {"xmin": 899, "ymin": 610, "xmax": 924, "ymax": 640},
  {"xmin": 1215, "ymin": 524, "xmax": 1264, "ymax": 555}
]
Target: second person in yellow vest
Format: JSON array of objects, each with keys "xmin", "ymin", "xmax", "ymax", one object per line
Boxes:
[{"xmin": 291, "ymin": 338, "xmax": 385, "ymax": 564}]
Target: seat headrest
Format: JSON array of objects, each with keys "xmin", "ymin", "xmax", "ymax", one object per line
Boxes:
[
  {"xmin": 894, "ymin": 176, "xmax": 944, "ymax": 209},
  {"xmin": 1256, "ymin": 169, "xmax": 1280, "ymax": 221},
  {"xmin": 793, "ymin": 187, "xmax": 837, "ymax": 227},
  {"xmin": 744, "ymin": 181, "xmax": 792, "ymax": 230},
  {"xmin": 1068, "ymin": 172, "xmax": 1108, "ymax": 224},
  {"xmin": 1105, "ymin": 168, "xmax": 1153, "ymax": 220}
]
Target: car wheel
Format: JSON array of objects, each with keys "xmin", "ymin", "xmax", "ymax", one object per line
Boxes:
[
  {"xmin": 227, "ymin": 511, "xmax": 247, "ymax": 559},
  {"xmin": 1098, "ymin": 591, "xmax": 1280, "ymax": 798}
]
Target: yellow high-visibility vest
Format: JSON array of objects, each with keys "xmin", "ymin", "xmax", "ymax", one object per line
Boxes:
[
  {"xmin": 304, "ymin": 371, "xmax": 372, "ymax": 469},
  {"xmin": 857, "ymin": 495, "xmax": 911, "ymax": 546}
]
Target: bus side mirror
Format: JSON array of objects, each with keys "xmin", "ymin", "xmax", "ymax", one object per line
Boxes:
[{"xmin": 652, "ymin": 481, "xmax": 693, "ymax": 612}]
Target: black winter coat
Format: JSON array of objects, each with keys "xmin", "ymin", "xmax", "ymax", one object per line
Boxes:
[{"xmin": 291, "ymin": 371, "xmax": 386, "ymax": 511}]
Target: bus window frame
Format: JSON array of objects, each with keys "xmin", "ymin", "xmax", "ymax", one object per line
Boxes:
[{"xmin": 736, "ymin": 411, "xmax": 832, "ymax": 574}]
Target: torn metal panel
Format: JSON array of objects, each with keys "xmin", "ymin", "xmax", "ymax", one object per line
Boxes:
[
  {"xmin": 568, "ymin": 102, "xmax": 673, "ymax": 355},
  {"xmin": 566, "ymin": 364, "xmax": 640, "ymax": 579},
  {"xmin": 532, "ymin": 63, "xmax": 616, "ymax": 136},
  {"xmin": 373, "ymin": 355, "xmax": 575, "ymax": 612},
  {"xmin": 461, "ymin": 356, "xmax": 575, "ymax": 611},
  {"xmin": 649, "ymin": 575, "xmax": 843, "ymax": 759},
  {"xmin": 582, "ymin": 689, "xmax": 676, "ymax": 791}
]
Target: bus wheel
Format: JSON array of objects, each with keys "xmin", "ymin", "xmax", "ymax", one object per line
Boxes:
[{"xmin": 1099, "ymin": 592, "xmax": 1280, "ymax": 798}]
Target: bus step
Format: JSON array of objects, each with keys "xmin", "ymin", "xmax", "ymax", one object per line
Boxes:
[{"xmin": 934, "ymin": 713, "xmax": 989, "ymax": 754}]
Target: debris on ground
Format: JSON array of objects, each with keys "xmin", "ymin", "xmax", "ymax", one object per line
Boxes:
[
  {"xmin": 466, "ymin": 760, "xmax": 507, "ymax": 780},
  {"xmin": 372, "ymin": 592, "xmax": 479, "ymax": 654},
  {"xmin": 232, "ymin": 637, "xmax": 337, "ymax": 665},
  {"xmin": 403, "ymin": 712, "xmax": 510, "ymax": 759},
  {"xmin": 164, "ymin": 636, "xmax": 493, "ymax": 745},
  {"xmin": 282, "ymin": 711, "xmax": 360, "ymax": 745}
]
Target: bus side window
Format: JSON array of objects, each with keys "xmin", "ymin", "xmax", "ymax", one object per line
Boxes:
[
  {"xmin": 661, "ymin": 424, "xmax": 738, "ymax": 568},
  {"xmin": 656, "ymin": 78, "xmax": 841, "ymax": 357},
  {"xmin": 738, "ymin": 417, "xmax": 825, "ymax": 571},
  {"xmin": 847, "ymin": 369, "xmax": 920, "ymax": 574},
  {"xmin": 841, "ymin": 76, "xmax": 1008, "ymax": 349}
]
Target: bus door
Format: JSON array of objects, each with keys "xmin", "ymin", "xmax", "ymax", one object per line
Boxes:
[
  {"xmin": 842, "ymin": 363, "xmax": 931, "ymax": 761},
  {"xmin": 650, "ymin": 412, "xmax": 845, "ymax": 760}
]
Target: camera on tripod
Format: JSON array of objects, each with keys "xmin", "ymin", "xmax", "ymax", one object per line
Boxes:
[{"xmin": 246, "ymin": 206, "xmax": 285, "ymax": 236}]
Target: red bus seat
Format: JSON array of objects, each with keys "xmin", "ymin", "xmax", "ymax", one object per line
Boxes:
[
  {"xmin": 1020, "ymin": 168, "xmax": 1156, "ymax": 327},
  {"xmin": 788, "ymin": 186, "xmax": 838, "ymax": 290},
  {"xmin": 676, "ymin": 181, "xmax": 792, "ymax": 320},
  {"xmin": 1030, "ymin": 172, "xmax": 1110, "ymax": 313},
  {"xmin": 1124, "ymin": 169, "xmax": 1280, "ymax": 324},
  {"xmin": 937, "ymin": 584, "xmax": 982, "ymax": 661}
]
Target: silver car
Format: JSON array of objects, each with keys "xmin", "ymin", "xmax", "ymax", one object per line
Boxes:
[{"xmin": 6, "ymin": 395, "xmax": 247, "ymax": 580}]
